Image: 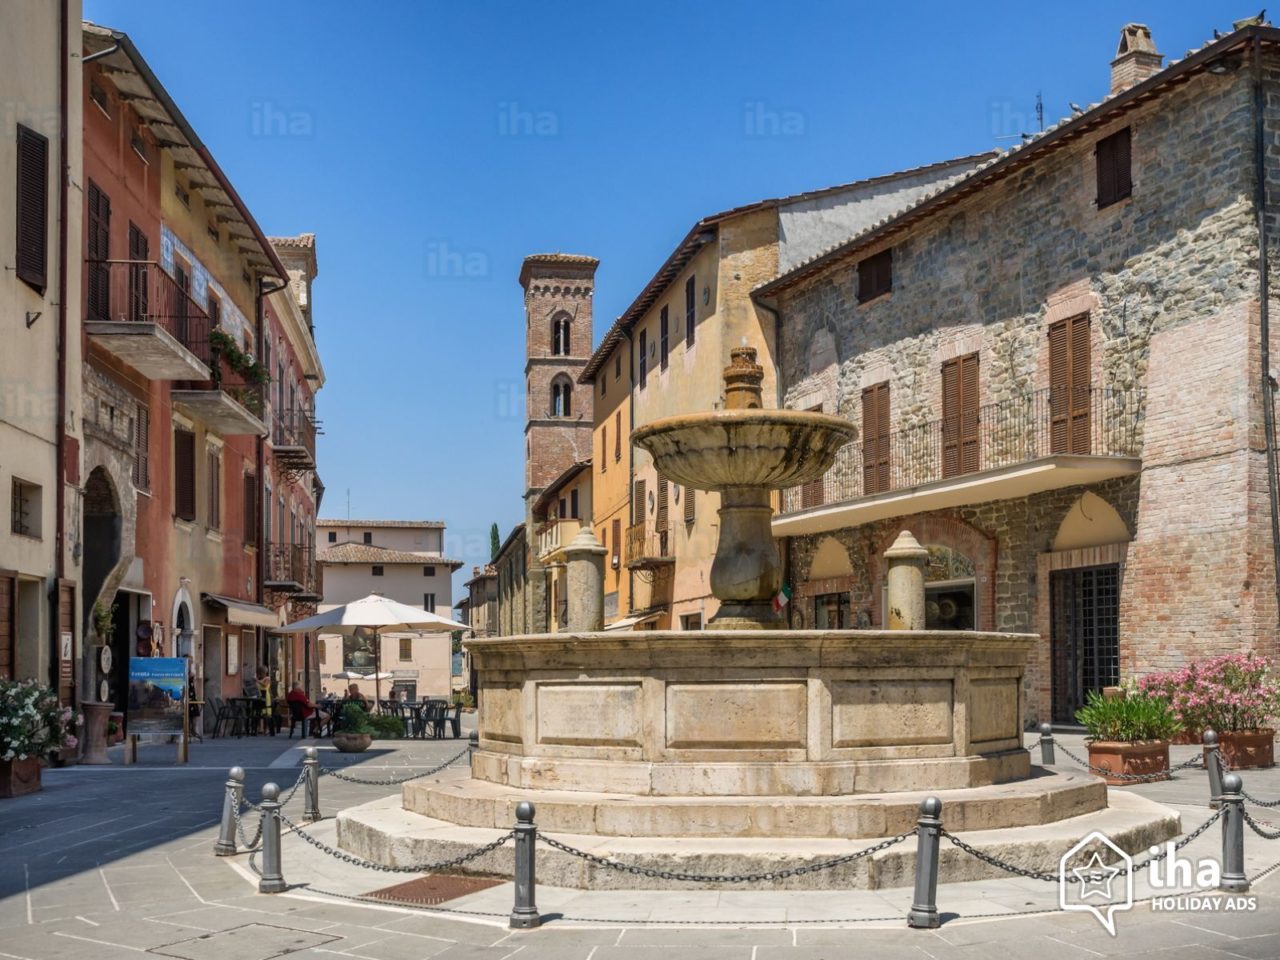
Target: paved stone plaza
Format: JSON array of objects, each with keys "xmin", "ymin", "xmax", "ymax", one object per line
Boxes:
[{"xmin": 2, "ymin": 725, "xmax": 1279, "ymax": 959}]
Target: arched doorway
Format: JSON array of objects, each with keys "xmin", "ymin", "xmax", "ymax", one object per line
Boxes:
[
  {"xmin": 82, "ymin": 467, "xmax": 122, "ymax": 631},
  {"xmin": 922, "ymin": 545, "xmax": 976, "ymax": 630}
]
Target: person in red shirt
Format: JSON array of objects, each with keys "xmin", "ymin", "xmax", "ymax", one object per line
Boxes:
[{"xmin": 286, "ymin": 684, "xmax": 329, "ymax": 735}]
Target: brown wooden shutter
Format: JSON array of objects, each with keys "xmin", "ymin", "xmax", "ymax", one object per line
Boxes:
[
  {"xmin": 174, "ymin": 429, "xmax": 196, "ymax": 521},
  {"xmin": 15, "ymin": 125, "xmax": 49, "ymax": 292},
  {"xmin": 1096, "ymin": 128, "xmax": 1131, "ymax": 208},
  {"xmin": 132, "ymin": 404, "xmax": 150, "ymax": 489},
  {"xmin": 685, "ymin": 275, "xmax": 696, "ymax": 345},
  {"xmin": 127, "ymin": 223, "xmax": 148, "ymax": 322},
  {"xmin": 611, "ymin": 518, "xmax": 621, "ymax": 568},
  {"xmin": 243, "ymin": 472, "xmax": 258, "ymax": 546},
  {"xmin": 857, "ymin": 249, "xmax": 892, "ymax": 303},
  {"xmin": 942, "ymin": 354, "xmax": 980, "ymax": 477},
  {"xmin": 800, "ymin": 405, "xmax": 826, "ymax": 506},
  {"xmin": 601, "ymin": 424, "xmax": 608, "ymax": 470},
  {"xmin": 1050, "ymin": 315, "xmax": 1092, "ymax": 454},
  {"xmin": 207, "ymin": 448, "xmax": 221, "ymax": 530},
  {"xmin": 861, "ymin": 382, "xmax": 890, "ymax": 495},
  {"xmin": 1049, "ymin": 321, "xmax": 1069, "ymax": 454},
  {"xmin": 633, "ymin": 479, "xmax": 646, "ymax": 526},
  {"xmin": 87, "ymin": 181, "xmax": 111, "ymax": 320},
  {"xmin": 0, "ymin": 571, "xmax": 15, "ymax": 680},
  {"xmin": 614, "ymin": 411, "xmax": 622, "ymax": 459},
  {"xmin": 638, "ymin": 331, "xmax": 648, "ymax": 387},
  {"xmin": 660, "ymin": 306, "xmax": 669, "ymax": 370},
  {"xmin": 684, "ymin": 486, "xmax": 695, "ymax": 524},
  {"xmin": 656, "ymin": 474, "xmax": 668, "ymax": 531},
  {"xmin": 1070, "ymin": 316, "xmax": 1092, "ymax": 453}
]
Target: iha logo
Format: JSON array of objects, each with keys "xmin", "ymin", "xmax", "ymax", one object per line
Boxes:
[{"xmin": 1059, "ymin": 831, "xmax": 1133, "ymax": 935}]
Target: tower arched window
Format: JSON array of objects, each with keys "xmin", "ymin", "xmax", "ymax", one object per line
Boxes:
[
  {"xmin": 551, "ymin": 315, "xmax": 571, "ymax": 356},
  {"xmin": 550, "ymin": 376, "xmax": 573, "ymax": 417}
]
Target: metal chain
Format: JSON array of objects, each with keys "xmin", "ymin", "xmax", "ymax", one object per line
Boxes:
[
  {"xmin": 320, "ymin": 745, "xmax": 469, "ymax": 786},
  {"xmin": 537, "ymin": 831, "xmax": 912, "ymax": 884},
  {"xmin": 1055, "ymin": 743, "xmax": 1186, "ymax": 782},
  {"xmin": 1174, "ymin": 754, "xmax": 1206, "ymax": 770},
  {"xmin": 1244, "ymin": 811, "xmax": 1280, "ymax": 840},
  {"xmin": 240, "ymin": 767, "xmax": 309, "ymax": 812},
  {"xmin": 1241, "ymin": 788, "xmax": 1280, "ymax": 809},
  {"xmin": 233, "ymin": 801, "xmax": 264, "ymax": 851},
  {"xmin": 279, "ymin": 811, "xmax": 512, "ymax": 873}
]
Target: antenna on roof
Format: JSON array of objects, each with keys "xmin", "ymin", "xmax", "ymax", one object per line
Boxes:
[
  {"xmin": 346, "ymin": 488, "xmax": 351, "ymax": 521},
  {"xmin": 1036, "ymin": 91, "xmax": 1044, "ymax": 132}
]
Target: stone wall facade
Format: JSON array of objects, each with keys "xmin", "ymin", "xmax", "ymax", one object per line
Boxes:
[{"xmin": 774, "ymin": 56, "xmax": 1280, "ymax": 724}]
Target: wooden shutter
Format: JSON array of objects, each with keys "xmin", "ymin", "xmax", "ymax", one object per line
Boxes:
[
  {"xmin": 174, "ymin": 429, "xmax": 196, "ymax": 521},
  {"xmin": 861, "ymin": 382, "xmax": 890, "ymax": 495},
  {"xmin": 243, "ymin": 472, "xmax": 258, "ymax": 546},
  {"xmin": 857, "ymin": 249, "xmax": 892, "ymax": 303},
  {"xmin": 685, "ymin": 275, "xmax": 696, "ymax": 345},
  {"xmin": 660, "ymin": 306, "xmax": 669, "ymax": 370},
  {"xmin": 1049, "ymin": 315, "xmax": 1092, "ymax": 454},
  {"xmin": 684, "ymin": 486, "xmax": 695, "ymax": 524},
  {"xmin": 0, "ymin": 571, "xmax": 15, "ymax": 680},
  {"xmin": 656, "ymin": 474, "xmax": 668, "ymax": 531},
  {"xmin": 127, "ymin": 224, "xmax": 148, "ymax": 321},
  {"xmin": 15, "ymin": 125, "xmax": 49, "ymax": 292},
  {"xmin": 632, "ymin": 479, "xmax": 646, "ymax": 526},
  {"xmin": 611, "ymin": 518, "xmax": 621, "ymax": 568},
  {"xmin": 132, "ymin": 403, "xmax": 150, "ymax": 489},
  {"xmin": 942, "ymin": 354, "xmax": 980, "ymax": 478},
  {"xmin": 601, "ymin": 424, "xmax": 608, "ymax": 470},
  {"xmin": 87, "ymin": 181, "xmax": 111, "ymax": 320},
  {"xmin": 207, "ymin": 448, "xmax": 221, "ymax": 530},
  {"xmin": 1096, "ymin": 128, "xmax": 1131, "ymax": 208},
  {"xmin": 614, "ymin": 411, "xmax": 621, "ymax": 460},
  {"xmin": 638, "ymin": 331, "xmax": 648, "ymax": 387},
  {"xmin": 800, "ymin": 405, "xmax": 826, "ymax": 507}
]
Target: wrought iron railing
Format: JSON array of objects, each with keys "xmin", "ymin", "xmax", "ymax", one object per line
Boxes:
[
  {"xmin": 212, "ymin": 350, "xmax": 267, "ymax": 420},
  {"xmin": 86, "ymin": 259, "xmax": 212, "ymax": 365},
  {"xmin": 272, "ymin": 408, "xmax": 318, "ymax": 462},
  {"xmin": 265, "ymin": 543, "xmax": 315, "ymax": 593},
  {"xmin": 625, "ymin": 522, "xmax": 672, "ymax": 567},
  {"xmin": 780, "ymin": 387, "xmax": 1140, "ymax": 514}
]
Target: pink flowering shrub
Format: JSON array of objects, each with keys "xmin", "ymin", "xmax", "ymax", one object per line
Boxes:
[
  {"xmin": 1137, "ymin": 654, "xmax": 1280, "ymax": 734},
  {"xmin": 0, "ymin": 679, "xmax": 82, "ymax": 762}
]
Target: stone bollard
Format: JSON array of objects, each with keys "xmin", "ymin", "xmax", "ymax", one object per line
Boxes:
[
  {"xmin": 303, "ymin": 747, "xmax": 321, "ymax": 822},
  {"xmin": 1204, "ymin": 730, "xmax": 1224, "ymax": 810},
  {"xmin": 214, "ymin": 766, "xmax": 245, "ymax": 857},
  {"xmin": 907, "ymin": 797, "xmax": 943, "ymax": 929},
  {"xmin": 884, "ymin": 531, "xmax": 929, "ymax": 630},
  {"xmin": 469, "ymin": 729, "xmax": 479, "ymax": 766},
  {"xmin": 1039, "ymin": 723, "xmax": 1056, "ymax": 766},
  {"xmin": 509, "ymin": 801, "xmax": 540, "ymax": 929},
  {"xmin": 563, "ymin": 524, "xmax": 607, "ymax": 632},
  {"xmin": 258, "ymin": 783, "xmax": 287, "ymax": 894},
  {"xmin": 1218, "ymin": 773, "xmax": 1249, "ymax": 894}
]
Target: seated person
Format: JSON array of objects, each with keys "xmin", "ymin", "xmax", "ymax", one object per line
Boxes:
[
  {"xmin": 343, "ymin": 683, "xmax": 370, "ymax": 711},
  {"xmin": 285, "ymin": 684, "xmax": 329, "ymax": 733}
]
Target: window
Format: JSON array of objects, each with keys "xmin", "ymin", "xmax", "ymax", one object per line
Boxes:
[
  {"xmin": 264, "ymin": 481, "xmax": 272, "ymax": 544},
  {"xmin": 243, "ymin": 473, "xmax": 258, "ymax": 546},
  {"xmin": 683, "ymin": 485, "xmax": 695, "ymax": 524},
  {"xmin": 611, "ymin": 518, "xmax": 621, "ymax": 570},
  {"xmin": 558, "ymin": 497, "xmax": 567, "ymax": 519},
  {"xmin": 1096, "ymin": 127, "xmax": 1132, "ymax": 209},
  {"xmin": 861, "ymin": 382, "xmax": 890, "ymax": 495},
  {"xmin": 685, "ymin": 275, "xmax": 696, "ymax": 346},
  {"xmin": 423, "ymin": 593, "xmax": 436, "ymax": 612},
  {"xmin": 174, "ymin": 428, "xmax": 196, "ymax": 521},
  {"xmin": 601, "ymin": 425, "xmax": 608, "ymax": 471},
  {"xmin": 363, "ymin": 531, "xmax": 373, "ymax": 544},
  {"xmin": 423, "ymin": 565, "xmax": 436, "ymax": 577},
  {"xmin": 1049, "ymin": 314, "xmax": 1092, "ymax": 454},
  {"xmin": 10, "ymin": 479, "xmax": 41, "ymax": 538},
  {"xmin": 857, "ymin": 249, "xmax": 892, "ymax": 303},
  {"xmin": 399, "ymin": 637, "xmax": 412, "ymax": 661},
  {"xmin": 681, "ymin": 613, "xmax": 702, "ymax": 631},
  {"xmin": 372, "ymin": 565, "xmax": 384, "ymax": 576},
  {"xmin": 551, "ymin": 377, "xmax": 573, "ymax": 417},
  {"xmin": 15, "ymin": 124, "xmax": 49, "ymax": 293},
  {"xmin": 86, "ymin": 181, "xmax": 110, "ymax": 319},
  {"xmin": 800, "ymin": 406, "xmax": 826, "ymax": 507},
  {"xmin": 614, "ymin": 411, "xmax": 622, "ymax": 460},
  {"xmin": 206, "ymin": 447, "xmax": 221, "ymax": 530},
  {"xmin": 327, "ymin": 530, "xmax": 337, "ymax": 543},
  {"xmin": 207, "ymin": 291, "xmax": 221, "ymax": 329},
  {"xmin": 551, "ymin": 315, "xmax": 571, "ymax": 355},
  {"xmin": 570, "ymin": 489, "xmax": 579, "ymax": 519},
  {"xmin": 659, "ymin": 306, "xmax": 669, "ymax": 371},
  {"xmin": 815, "ymin": 592, "xmax": 850, "ymax": 629},
  {"xmin": 638, "ymin": 330, "xmax": 648, "ymax": 387},
  {"xmin": 614, "ymin": 353, "xmax": 622, "ymax": 380},
  {"xmin": 127, "ymin": 224, "xmax": 148, "ymax": 322},
  {"xmin": 656, "ymin": 474, "xmax": 668, "ymax": 533},
  {"xmin": 600, "ymin": 373, "xmax": 606, "ymax": 397},
  {"xmin": 941, "ymin": 353, "xmax": 980, "ymax": 478},
  {"xmin": 131, "ymin": 403, "xmax": 150, "ymax": 490},
  {"xmin": 89, "ymin": 81, "xmax": 110, "ymax": 116}
]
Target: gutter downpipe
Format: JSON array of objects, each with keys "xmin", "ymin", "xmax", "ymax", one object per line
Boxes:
[
  {"xmin": 1254, "ymin": 36, "xmax": 1280, "ymax": 627},
  {"xmin": 51, "ymin": 0, "xmax": 70, "ymax": 697},
  {"xmin": 256, "ymin": 277, "xmax": 288, "ymax": 622}
]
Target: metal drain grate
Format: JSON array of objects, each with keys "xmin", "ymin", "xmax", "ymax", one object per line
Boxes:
[{"xmin": 364, "ymin": 873, "xmax": 504, "ymax": 905}]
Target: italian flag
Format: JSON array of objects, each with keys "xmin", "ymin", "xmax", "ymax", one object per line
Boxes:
[{"xmin": 772, "ymin": 583, "xmax": 792, "ymax": 614}]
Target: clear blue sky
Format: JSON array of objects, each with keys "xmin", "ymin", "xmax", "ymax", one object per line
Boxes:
[{"xmin": 83, "ymin": 0, "xmax": 1227, "ymax": 593}]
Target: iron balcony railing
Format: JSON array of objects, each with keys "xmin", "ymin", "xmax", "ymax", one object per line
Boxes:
[
  {"xmin": 625, "ymin": 522, "xmax": 673, "ymax": 568},
  {"xmin": 537, "ymin": 518, "xmax": 581, "ymax": 559},
  {"xmin": 264, "ymin": 542, "xmax": 316, "ymax": 593},
  {"xmin": 272, "ymin": 407, "xmax": 318, "ymax": 463},
  {"xmin": 780, "ymin": 387, "xmax": 1140, "ymax": 515},
  {"xmin": 211, "ymin": 347, "xmax": 267, "ymax": 420},
  {"xmin": 86, "ymin": 259, "xmax": 212, "ymax": 365}
]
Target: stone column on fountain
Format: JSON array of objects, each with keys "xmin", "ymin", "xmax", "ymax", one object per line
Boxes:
[
  {"xmin": 564, "ymin": 523, "xmax": 606, "ymax": 632},
  {"xmin": 884, "ymin": 529, "xmax": 929, "ymax": 629}
]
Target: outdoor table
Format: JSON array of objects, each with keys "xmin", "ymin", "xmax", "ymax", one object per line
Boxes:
[{"xmin": 225, "ymin": 697, "xmax": 265, "ymax": 736}]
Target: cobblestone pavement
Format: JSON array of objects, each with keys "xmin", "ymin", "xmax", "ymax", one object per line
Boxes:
[{"xmin": 2, "ymin": 726, "xmax": 1279, "ymax": 959}]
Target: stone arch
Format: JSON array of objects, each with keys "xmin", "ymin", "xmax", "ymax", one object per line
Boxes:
[
  {"xmin": 170, "ymin": 585, "xmax": 195, "ymax": 661},
  {"xmin": 1052, "ymin": 492, "xmax": 1130, "ymax": 551},
  {"xmin": 550, "ymin": 311, "xmax": 573, "ymax": 356},
  {"xmin": 871, "ymin": 515, "xmax": 996, "ymax": 630},
  {"xmin": 550, "ymin": 374, "xmax": 574, "ymax": 417},
  {"xmin": 80, "ymin": 454, "xmax": 136, "ymax": 640}
]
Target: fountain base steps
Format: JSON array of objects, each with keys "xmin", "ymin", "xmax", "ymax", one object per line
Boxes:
[
  {"xmin": 336, "ymin": 789, "xmax": 1181, "ymax": 891},
  {"xmin": 405, "ymin": 769, "xmax": 1107, "ymax": 838}
]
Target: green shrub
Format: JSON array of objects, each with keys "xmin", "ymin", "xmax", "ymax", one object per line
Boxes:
[
  {"xmin": 335, "ymin": 704, "xmax": 374, "ymax": 735},
  {"xmin": 367, "ymin": 714, "xmax": 406, "ymax": 740},
  {"xmin": 1075, "ymin": 690, "xmax": 1182, "ymax": 743}
]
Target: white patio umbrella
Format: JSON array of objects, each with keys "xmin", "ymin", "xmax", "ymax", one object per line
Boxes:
[{"xmin": 278, "ymin": 594, "xmax": 468, "ymax": 707}]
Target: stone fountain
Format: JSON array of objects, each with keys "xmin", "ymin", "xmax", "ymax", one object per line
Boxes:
[{"xmin": 337, "ymin": 349, "xmax": 1180, "ymax": 889}]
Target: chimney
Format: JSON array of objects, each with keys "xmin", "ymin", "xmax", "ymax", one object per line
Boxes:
[{"xmin": 1110, "ymin": 24, "xmax": 1163, "ymax": 94}]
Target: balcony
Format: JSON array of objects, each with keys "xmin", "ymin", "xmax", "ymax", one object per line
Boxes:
[
  {"xmin": 774, "ymin": 388, "xmax": 1141, "ymax": 537},
  {"xmin": 272, "ymin": 408, "xmax": 318, "ymax": 471},
  {"xmin": 537, "ymin": 517, "xmax": 581, "ymax": 562},
  {"xmin": 626, "ymin": 522, "xmax": 675, "ymax": 570},
  {"xmin": 84, "ymin": 260, "xmax": 212, "ymax": 380},
  {"xmin": 264, "ymin": 543, "xmax": 318, "ymax": 598},
  {"xmin": 172, "ymin": 344, "xmax": 268, "ymax": 437}
]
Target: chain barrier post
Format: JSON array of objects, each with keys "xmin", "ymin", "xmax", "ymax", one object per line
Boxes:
[
  {"xmin": 907, "ymin": 797, "xmax": 943, "ymax": 929},
  {"xmin": 214, "ymin": 766, "xmax": 245, "ymax": 857},
  {"xmin": 1203, "ymin": 730, "xmax": 1223, "ymax": 810},
  {"xmin": 258, "ymin": 783, "xmax": 287, "ymax": 894},
  {"xmin": 468, "ymin": 730, "xmax": 479, "ymax": 767},
  {"xmin": 1219, "ymin": 773, "xmax": 1250, "ymax": 893},
  {"xmin": 509, "ymin": 801, "xmax": 540, "ymax": 929},
  {"xmin": 303, "ymin": 747, "xmax": 321, "ymax": 821},
  {"xmin": 1038, "ymin": 723, "xmax": 1055, "ymax": 766}
]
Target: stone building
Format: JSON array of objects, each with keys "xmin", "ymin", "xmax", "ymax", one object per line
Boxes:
[
  {"xmin": 530, "ymin": 460, "xmax": 592, "ymax": 631},
  {"xmin": 757, "ymin": 21, "xmax": 1280, "ymax": 724},
  {"xmin": 493, "ymin": 523, "xmax": 530, "ymax": 636},
  {"xmin": 579, "ymin": 154, "xmax": 993, "ymax": 629}
]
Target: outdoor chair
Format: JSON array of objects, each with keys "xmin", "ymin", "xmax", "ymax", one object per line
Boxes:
[
  {"xmin": 447, "ymin": 703, "xmax": 462, "ymax": 739},
  {"xmin": 421, "ymin": 700, "xmax": 447, "ymax": 739},
  {"xmin": 286, "ymin": 699, "xmax": 313, "ymax": 739}
]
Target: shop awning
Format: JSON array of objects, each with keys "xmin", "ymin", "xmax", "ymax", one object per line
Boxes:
[
  {"xmin": 203, "ymin": 594, "xmax": 279, "ymax": 628},
  {"xmin": 602, "ymin": 612, "xmax": 662, "ymax": 631}
]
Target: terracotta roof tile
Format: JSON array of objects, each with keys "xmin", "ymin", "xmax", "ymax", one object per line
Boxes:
[{"xmin": 318, "ymin": 542, "xmax": 463, "ymax": 568}]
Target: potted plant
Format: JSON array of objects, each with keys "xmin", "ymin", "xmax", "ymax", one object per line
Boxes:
[
  {"xmin": 332, "ymin": 703, "xmax": 373, "ymax": 753},
  {"xmin": 0, "ymin": 679, "xmax": 82, "ymax": 797},
  {"xmin": 1076, "ymin": 688, "xmax": 1182, "ymax": 785},
  {"xmin": 1139, "ymin": 654, "xmax": 1278, "ymax": 768}
]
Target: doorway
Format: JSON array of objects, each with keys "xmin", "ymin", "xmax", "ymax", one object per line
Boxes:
[
  {"xmin": 1050, "ymin": 564, "xmax": 1120, "ymax": 723},
  {"xmin": 202, "ymin": 625, "xmax": 222, "ymax": 735}
]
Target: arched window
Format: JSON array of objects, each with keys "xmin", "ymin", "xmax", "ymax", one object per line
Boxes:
[
  {"xmin": 550, "ymin": 376, "xmax": 573, "ymax": 417},
  {"xmin": 551, "ymin": 315, "xmax": 571, "ymax": 356}
]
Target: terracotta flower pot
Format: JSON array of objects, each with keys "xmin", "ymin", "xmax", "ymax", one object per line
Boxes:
[
  {"xmin": 1218, "ymin": 729, "xmax": 1275, "ymax": 770},
  {"xmin": 0, "ymin": 757, "xmax": 43, "ymax": 798},
  {"xmin": 1086, "ymin": 740, "xmax": 1170, "ymax": 785},
  {"xmin": 332, "ymin": 732, "xmax": 372, "ymax": 753}
]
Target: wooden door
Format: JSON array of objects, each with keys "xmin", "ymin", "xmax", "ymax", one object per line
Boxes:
[
  {"xmin": 1049, "ymin": 315, "xmax": 1091, "ymax": 454},
  {"xmin": 861, "ymin": 382, "xmax": 890, "ymax": 495},
  {"xmin": 942, "ymin": 353, "xmax": 980, "ymax": 478},
  {"xmin": 87, "ymin": 183, "xmax": 111, "ymax": 321}
]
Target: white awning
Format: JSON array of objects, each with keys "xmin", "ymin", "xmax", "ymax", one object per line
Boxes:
[
  {"xmin": 203, "ymin": 594, "xmax": 279, "ymax": 628},
  {"xmin": 602, "ymin": 612, "xmax": 661, "ymax": 631}
]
